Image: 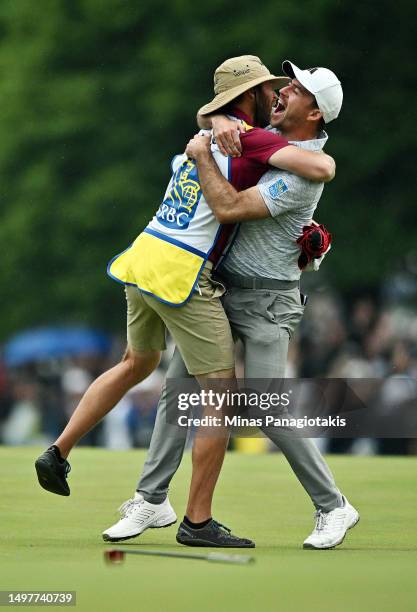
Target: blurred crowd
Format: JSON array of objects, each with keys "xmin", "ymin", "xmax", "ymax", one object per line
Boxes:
[{"xmin": 1, "ymin": 286, "xmax": 417, "ymax": 455}]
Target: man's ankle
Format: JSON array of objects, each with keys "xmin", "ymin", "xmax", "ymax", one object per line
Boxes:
[
  {"xmin": 183, "ymin": 515, "xmax": 212, "ymax": 529},
  {"xmin": 51, "ymin": 444, "xmax": 69, "ymax": 461},
  {"xmin": 49, "ymin": 445, "xmax": 66, "ymax": 463}
]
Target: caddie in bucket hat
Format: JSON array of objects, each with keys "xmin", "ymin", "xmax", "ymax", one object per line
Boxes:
[{"xmin": 199, "ymin": 55, "xmax": 289, "ymax": 116}]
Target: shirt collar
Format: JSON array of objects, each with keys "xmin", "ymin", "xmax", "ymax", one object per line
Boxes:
[
  {"xmin": 289, "ymin": 130, "xmax": 328, "ymax": 151},
  {"xmin": 268, "ymin": 127, "xmax": 328, "ymax": 151},
  {"xmin": 230, "ymin": 107, "xmax": 254, "ymax": 125}
]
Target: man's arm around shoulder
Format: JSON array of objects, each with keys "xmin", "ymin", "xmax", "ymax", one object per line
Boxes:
[
  {"xmin": 186, "ymin": 134, "xmax": 272, "ymax": 224},
  {"xmin": 268, "ymin": 146, "xmax": 335, "ymax": 183}
]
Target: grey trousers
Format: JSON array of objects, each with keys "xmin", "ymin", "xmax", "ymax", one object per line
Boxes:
[{"xmin": 137, "ymin": 285, "xmax": 343, "ymax": 512}]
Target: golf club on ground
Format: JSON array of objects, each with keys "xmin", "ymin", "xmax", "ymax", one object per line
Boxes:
[{"xmin": 104, "ymin": 548, "xmax": 255, "ymax": 565}]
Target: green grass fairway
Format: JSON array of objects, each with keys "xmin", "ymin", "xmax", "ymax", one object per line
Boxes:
[{"xmin": 1, "ymin": 448, "xmax": 416, "ymax": 611}]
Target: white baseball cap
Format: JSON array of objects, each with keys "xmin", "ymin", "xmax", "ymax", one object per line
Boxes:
[{"xmin": 282, "ymin": 60, "xmax": 343, "ymax": 123}]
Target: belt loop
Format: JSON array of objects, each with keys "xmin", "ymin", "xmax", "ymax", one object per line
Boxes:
[{"xmin": 252, "ymin": 278, "xmax": 257, "ymax": 290}]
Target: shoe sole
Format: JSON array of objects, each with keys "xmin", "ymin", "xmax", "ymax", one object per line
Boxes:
[
  {"xmin": 303, "ymin": 514, "xmax": 360, "ymax": 550},
  {"xmin": 176, "ymin": 536, "xmax": 255, "ymax": 549},
  {"xmin": 35, "ymin": 457, "xmax": 70, "ymax": 497},
  {"xmin": 102, "ymin": 519, "xmax": 177, "ymax": 543}
]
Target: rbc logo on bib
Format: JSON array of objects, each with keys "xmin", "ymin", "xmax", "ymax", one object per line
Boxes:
[{"xmin": 156, "ymin": 159, "xmax": 202, "ymax": 230}]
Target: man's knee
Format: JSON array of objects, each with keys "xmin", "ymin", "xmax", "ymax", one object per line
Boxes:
[
  {"xmin": 196, "ymin": 368, "xmax": 236, "ymax": 420},
  {"xmin": 122, "ymin": 346, "xmax": 161, "ymax": 382}
]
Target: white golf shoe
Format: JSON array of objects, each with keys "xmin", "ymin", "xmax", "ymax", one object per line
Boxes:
[
  {"xmin": 303, "ymin": 496, "xmax": 359, "ymax": 550},
  {"xmin": 102, "ymin": 492, "xmax": 177, "ymax": 542}
]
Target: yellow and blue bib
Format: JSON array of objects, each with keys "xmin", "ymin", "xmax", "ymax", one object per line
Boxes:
[{"xmin": 107, "ymin": 139, "xmax": 230, "ymax": 307}]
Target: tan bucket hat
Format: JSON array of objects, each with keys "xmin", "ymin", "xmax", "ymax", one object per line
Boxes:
[{"xmin": 198, "ymin": 55, "xmax": 289, "ymax": 116}]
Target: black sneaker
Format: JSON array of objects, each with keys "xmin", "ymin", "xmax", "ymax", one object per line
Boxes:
[
  {"xmin": 35, "ymin": 446, "xmax": 71, "ymax": 496},
  {"xmin": 176, "ymin": 519, "xmax": 255, "ymax": 548}
]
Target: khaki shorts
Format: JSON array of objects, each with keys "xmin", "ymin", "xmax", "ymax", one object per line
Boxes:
[{"xmin": 125, "ymin": 262, "xmax": 234, "ymax": 376}]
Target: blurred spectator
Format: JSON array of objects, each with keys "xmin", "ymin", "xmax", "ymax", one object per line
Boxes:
[
  {"xmin": 102, "ymin": 395, "xmax": 134, "ymax": 450},
  {"xmin": 1, "ymin": 377, "xmax": 44, "ymax": 446},
  {"xmin": 375, "ymin": 340, "xmax": 417, "ymax": 455}
]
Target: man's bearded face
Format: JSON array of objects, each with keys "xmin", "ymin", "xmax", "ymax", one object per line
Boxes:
[{"xmin": 254, "ymin": 82, "xmax": 278, "ymax": 127}]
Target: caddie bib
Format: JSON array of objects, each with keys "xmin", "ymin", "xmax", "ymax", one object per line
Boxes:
[{"xmin": 107, "ymin": 135, "xmax": 231, "ymax": 307}]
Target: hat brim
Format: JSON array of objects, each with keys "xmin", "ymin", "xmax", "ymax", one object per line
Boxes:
[
  {"xmin": 282, "ymin": 60, "xmax": 316, "ymax": 95},
  {"xmin": 199, "ymin": 75, "xmax": 290, "ymax": 116}
]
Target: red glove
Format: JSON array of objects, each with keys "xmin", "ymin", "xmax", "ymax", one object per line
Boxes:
[{"xmin": 296, "ymin": 223, "xmax": 332, "ymax": 270}]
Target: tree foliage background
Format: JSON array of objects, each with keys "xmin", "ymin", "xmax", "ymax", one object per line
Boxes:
[{"xmin": 0, "ymin": 0, "xmax": 415, "ymax": 339}]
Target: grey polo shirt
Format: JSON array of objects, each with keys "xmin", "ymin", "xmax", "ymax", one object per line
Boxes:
[{"xmin": 221, "ymin": 131, "xmax": 328, "ymax": 281}]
